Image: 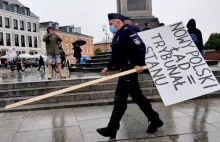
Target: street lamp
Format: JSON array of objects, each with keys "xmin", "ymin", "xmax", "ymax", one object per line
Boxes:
[{"xmin": 102, "ymin": 25, "xmax": 110, "ymax": 52}]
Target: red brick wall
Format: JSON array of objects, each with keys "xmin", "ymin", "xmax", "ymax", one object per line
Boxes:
[{"xmin": 205, "ymin": 51, "xmax": 220, "ymax": 60}]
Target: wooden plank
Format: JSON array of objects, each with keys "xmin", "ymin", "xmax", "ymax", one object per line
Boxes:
[{"xmin": 5, "ymin": 66, "xmax": 148, "ymax": 109}]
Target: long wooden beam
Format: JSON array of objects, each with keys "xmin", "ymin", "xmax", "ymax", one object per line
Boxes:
[{"xmin": 5, "ymin": 66, "xmax": 148, "ymax": 109}]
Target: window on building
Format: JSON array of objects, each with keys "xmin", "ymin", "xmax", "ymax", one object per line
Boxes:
[
  {"xmin": 0, "ymin": 33, "xmax": 3, "ymax": 45},
  {"xmin": 14, "ymin": 5, "xmax": 19, "ymax": 13},
  {"xmin": 34, "ymin": 37, "xmax": 37, "ymax": 48},
  {"xmin": 2, "ymin": 1, "xmax": 9, "ymax": 10},
  {"xmin": 33, "ymin": 23, "xmax": 36, "ymax": 32},
  {"xmin": 13, "ymin": 19, "xmax": 18, "ymax": 29},
  {"xmin": 35, "ymin": 52, "xmax": 38, "ymax": 54},
  {"xmin": 20, "ymin": 21, "xmax": 24, "ymax": 30},
  {"xmin": 0, "ymin": 17, "xmax": 2, "ymax": 27},
  {"xmin": 15, "ymin": 34, "xmax": 19, "ymax": 47},
  {"xmin": 5, "ymin": 17, "xmax": 10, "ymax": 28},
  {"xmin": 29, "ymin": 52, "xmax": 34, "ymax": 55},
  {"xmin": 16, "ymin": 51, "xmax": 21, "ymax": 56},
  {"xmin": 27, "ymin": 22, "xmax": 31, "ymax": 31},
  {"xmin": 28, "ymin": 36, "xmax": 32, "ymax": 47},
  {"xmin": 22, "ymin": 51, "xmax": 25, "ymax": 54},
  {"xmin": 6, "ymin": 33, "xmax": 11, "ymax": 46},
  {"xmin": 21, "ymin": 35, "xmax": 25, "ymax": 47}
]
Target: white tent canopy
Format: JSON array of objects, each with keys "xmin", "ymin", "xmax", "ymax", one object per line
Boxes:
[{"xmin": 19, "ymin": 54, "xmax": 35, "ymax": 59}]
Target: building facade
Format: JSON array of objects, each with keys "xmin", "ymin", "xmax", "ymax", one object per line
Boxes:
[
  {"xmin": 0, "ymin": 0, "xmax": 42, "ymax": 56},
  {"xmin": 40, "ymin": 22, "xmax": 94, "ymax": 57},
  {"xmin": 94, "ymin": 38, "xmax": 112, "ymax": 52}
]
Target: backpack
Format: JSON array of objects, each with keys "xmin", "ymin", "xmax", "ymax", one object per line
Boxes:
[{"xmin": 190, "ymin": 34, "xmax": 199, "ymax": 45}]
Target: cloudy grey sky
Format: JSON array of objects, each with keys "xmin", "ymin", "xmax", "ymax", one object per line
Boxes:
[{"xmin": 20, "ymin": 0, "xmax": 220, "ymax": 43}]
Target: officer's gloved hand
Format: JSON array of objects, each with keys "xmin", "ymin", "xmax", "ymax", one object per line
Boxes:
[
  {"xmin": 134, "ymin": 66, "xmax": 143, "ymax": 74},
  {"xmin": 102, "ymin": 68, "xmax": 108, "ymax": 76}
]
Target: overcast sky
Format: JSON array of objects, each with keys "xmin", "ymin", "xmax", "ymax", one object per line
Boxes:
[{"xmin": 19, "ymin": 0, "xmax": 220, "ymax": 43}]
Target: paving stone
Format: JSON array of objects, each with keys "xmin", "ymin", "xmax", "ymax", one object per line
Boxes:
[
  {"xmin": 74, "ymin": 106, "xmax": 109, "ymax": 121},
  {"xmin": 0, "ymin": 119, "xmax": 22, "ymax": 132},
  {"xmin": 155, "ymin": 116, "xmax": 219, "ymax": 136},
  {"xmin": 83, "ymin": 130, "xmax": 127, "ymax": 142},
  {"xmin": 120, "ymin": 116, "xmax": 155, "ymax": 139},
  {"xmin": 0, "ymin": 131, "xmax": 16, "ymax": 142},
  {"xmin": 0, "ymin": 112, "xmax": 5, "ymax": 118},
  {"xmin": 18, "ymin": 109, "xmax": 78, "ymax": 132},
  {"xmin": 78, "ymin": 118, "xmax": 109, "ymax": 134},
  {"xmin": 3, "ymin": 111, "xmax": 26, "ymax": 120},
  {"xmin": 14, "ymin": 126, "xmax": 84, "ymax": 142},
  {"xmin": 100, "ymin": 105, "xmax": 130, "ymax": 117},
  {"xmin": 186, "ymin": 110, "xmax": 220, "ymax": 123}
]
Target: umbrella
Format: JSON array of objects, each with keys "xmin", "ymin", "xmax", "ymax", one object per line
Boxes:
[
  {"xmin": 19, "ymin": 54, "xmax": 35, "ymax": 59},
  {"xmin": 72, "ymin": 40, "xmax": 86, "ymax": 46},
  {"xmin": 0, "ymin": 55, "xmax": 9, "ymax": 59}
]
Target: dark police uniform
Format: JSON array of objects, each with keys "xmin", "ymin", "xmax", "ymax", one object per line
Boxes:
[{"xmin": 97, "ymin": 13, "xmax": 163, "ymax": 139}]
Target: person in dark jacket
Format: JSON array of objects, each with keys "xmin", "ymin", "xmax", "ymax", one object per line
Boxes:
[
  {"xmin": 142, "ymin": 22, "xmax": 151, "ymax": 31},
  {"xmin": 37, "ymin": 55, "xmax": 45, "ymax": 71},
  {"xmin": 97, "ymin": 13, "xmax": 163, "ymax": 139},
  {"xmin": 73, "ymin": 44, "xmax": 82, "ymax": 64},
  {"xmin": 187, "ymin": 19, "xmax": 205, "ymax": 57},
  {"xmin": 124, "ymin": 16, "xmax": 140, "ymax": 32}
]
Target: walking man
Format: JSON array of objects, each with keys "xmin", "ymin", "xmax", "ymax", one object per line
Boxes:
[
  {"xmin": 43, "ymin": 27, "xmax": 66, "ymax": 79},
  {"xmin": 97, "ymin": 13, "xmax": 163, "ymax": 139}
]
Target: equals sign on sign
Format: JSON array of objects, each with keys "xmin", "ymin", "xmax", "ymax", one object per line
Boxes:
[{"xmin": 187, "ymin": 75, "xmax": 196, "ymax": 84}]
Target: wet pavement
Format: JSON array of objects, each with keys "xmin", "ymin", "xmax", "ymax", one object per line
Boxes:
[
  {"xmin": 0, "ymin": 68, "xmax": 101, "ymax": 84},
  {"xmin": 0, "ymin": 65, "xmax": 220, "ymax": 84},
  {"xmin": 1, "ymin": 99, "xmax": 220, "ymax": 141}
]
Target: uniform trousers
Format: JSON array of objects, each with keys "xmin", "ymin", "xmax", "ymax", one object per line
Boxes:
[{"xmin": 108, "ymin": 73, "xmax": 159, "ymax": 129}]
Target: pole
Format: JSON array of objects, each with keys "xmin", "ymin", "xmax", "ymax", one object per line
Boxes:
[{"xmin": 5, "ymin": 66, "xmax": 148, "ymax": 109}]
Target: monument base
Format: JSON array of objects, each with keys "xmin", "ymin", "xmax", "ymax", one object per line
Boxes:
[{"xmin": 131, "ymin": 16, "xmax": 159, "ymax": 29}]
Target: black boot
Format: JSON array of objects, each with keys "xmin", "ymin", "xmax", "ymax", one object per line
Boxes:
[
  {"xmin": 96, "ymin": 125, "xmax": 119, "ymax": 139},
  {"xmin": 147, "ymin": 119, "xmax": 164, "ymax": 133}
]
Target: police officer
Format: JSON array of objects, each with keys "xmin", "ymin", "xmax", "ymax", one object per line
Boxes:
[
  {"xmin": 97, "ymin": 13, "xmax": 163, "ymax": 139},
  {"xmin": 124, "ymin": 16, "xmax": 140, "ymax": 32}
]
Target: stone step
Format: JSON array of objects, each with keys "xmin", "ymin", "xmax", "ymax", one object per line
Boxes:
[
  {"xmin": 0, "ymin": 95, "xmax": 162, "ymax": 112},
  {"xmin": 75, "ymin": 63, "xmax": 108, "ymax": 68},
  {"xmin": 1, "ymin": 93, "xmax": 220, "ymax": 112},
  {"xmin": 0, "ymin": 74, "xmax": 152, "ymax": 90},
  {"xmin": 85, "ymin": 58, "xmax": 110, "ymax": 64},
  {"xmin": 90, "ymin": 54, "xmax": 111, "ymax": 59},
  {"xmin": 0, "ymin": 80, "xmax": 156, "ymax": 98},
  {"xmin": 0, "ymin": 87, "xmax": 158, "ymax": 107},
  {"xmin": 206, "ymin": 60, "xmax": 219, "ymax": 65}
]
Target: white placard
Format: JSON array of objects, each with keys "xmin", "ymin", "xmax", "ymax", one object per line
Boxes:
[{"xmin": 138, "ymin": 22, "xmax": 220, "ymax": 106}]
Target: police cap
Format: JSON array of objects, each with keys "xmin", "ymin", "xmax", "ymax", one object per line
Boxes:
[
  {"xmin": 108, "ymin": 13, "xmax": 125, "ymax": 22},
  {"xmin": 124, "ymin": 16, "xmax": 131, "ymax": 20}
]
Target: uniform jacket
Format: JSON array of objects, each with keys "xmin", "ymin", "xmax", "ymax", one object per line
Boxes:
[{"xmin": 107, "ymin": 25, "xmax": 146, "ymax": 70}]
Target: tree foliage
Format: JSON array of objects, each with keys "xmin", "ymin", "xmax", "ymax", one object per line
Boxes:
[
  {"xmin": 205, "ymin": 33, "xmax": 220, "ymax": 50},
  {"xmin": 94, "ymin": 48, "xmax": 102, "ymax": 55}
]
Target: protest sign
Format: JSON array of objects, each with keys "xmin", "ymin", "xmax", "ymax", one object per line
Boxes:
[{"xmin": 138, "ymin": 22, "xmax": 220, "ymax": 106}]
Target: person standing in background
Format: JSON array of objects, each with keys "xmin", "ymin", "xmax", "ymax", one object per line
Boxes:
[
  {"xmin": 43, "ymin": 27, "xmax": 66, "ymax": 79},
  {"xmin": 124, "ymin": 16, "xmax": 140, "ymax": 32},
  {"xmin": 187, "ymin": 19, "xmax": 205, "ymax": 57},
  {"xmin": 142, "ymin": 22, "xmax": 151, "ymax": 31},
  {"xmin": 73, "ymin": 44, "xmax": 82, "ymax": 64}
]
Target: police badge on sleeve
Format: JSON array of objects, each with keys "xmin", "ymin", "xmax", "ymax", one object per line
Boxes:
[{"xmin": 133, "ymin": 38, "xmax": 141, "ymax": 45}]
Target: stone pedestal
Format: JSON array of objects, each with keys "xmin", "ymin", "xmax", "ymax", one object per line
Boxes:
[{"xmin": 117, "ymin": 0, "xmax": 159, "ymax": 29}]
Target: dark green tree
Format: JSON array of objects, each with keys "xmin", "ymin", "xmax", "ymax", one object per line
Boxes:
[
  {"xmin": 205, "ymin": 33, "xmax": 220, "ymax": 50},
  {"xmin": 94, "ymin": 48, "xmax": 102, "ymax": 55}
]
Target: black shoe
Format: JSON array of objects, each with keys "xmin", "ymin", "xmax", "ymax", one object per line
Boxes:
[
  {"xmin": 96, "ymin": 127, "xmax": 117, "ymax": 139},
  {"xmin": 147, "ymin": 119, "xmax": 164, "ymax": 133}
]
